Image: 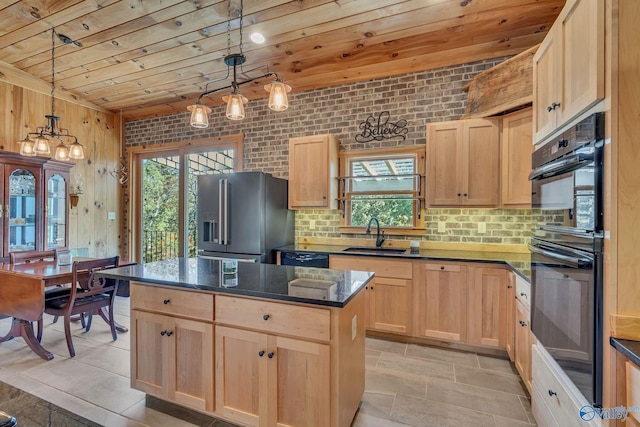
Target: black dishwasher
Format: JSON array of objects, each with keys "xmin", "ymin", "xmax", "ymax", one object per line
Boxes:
[{"xmin": 280, "ymin": 251, "xmax": 329, "ymax": 268}]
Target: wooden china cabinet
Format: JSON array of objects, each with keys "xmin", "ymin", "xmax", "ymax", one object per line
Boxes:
[{"xmin": 0, "ymin": 151, "xmax": 72, "ymax": 262}]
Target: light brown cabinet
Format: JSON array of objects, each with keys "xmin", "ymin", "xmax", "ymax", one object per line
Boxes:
[
  {"xmin": 427, "ymin": 119, "xmax": 500, "ymax": 206},
  {"xmin": 0, "ymin": 152, "xmax": 72, "ymax": 260},
  {"xmin": 288, "ymin": 134, "xmax": 339, "ymax": 209},
  {"xmin": 130, "ymin": 284, "xmax": 215, "ymax": 413},
  {"xmin": 501, "ymin": 108, "xmax": 533, "ymax": 207},
  {"xmin": 467, "ymin": 266, "xmax": 508, "ymax": 349},
  {"xmin": 533, "ymin": 0, "xmax": 605, "ymax": 144},
  {"xmin": 414, "ymin": 261, "xmax": 467, "ymax": 343},
  {"xmin": 330, "ymin": 255, "xmax": 412, "ymax": 335},
  {"xmin": 505, "ymin": 273, "xmax": 516, "ymax": 361},
  {"xmin": 514, "ymin": 275, "xmax": 532, "ymax": 393}
]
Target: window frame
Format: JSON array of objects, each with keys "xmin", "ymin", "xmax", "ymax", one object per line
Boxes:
[{"xmin": 339, "ymin": 146, "xmax": 426, "ymax": 235}]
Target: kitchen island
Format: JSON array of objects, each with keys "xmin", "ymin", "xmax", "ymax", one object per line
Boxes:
[{"xmin": 96, "ymin": 257, "xmax": 373, "ymax": 427}]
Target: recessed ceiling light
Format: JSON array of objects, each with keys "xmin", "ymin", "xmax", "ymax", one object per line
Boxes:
[{"xmin": 250, "ymin": 32, "xmax": 265, "ymax": 44}]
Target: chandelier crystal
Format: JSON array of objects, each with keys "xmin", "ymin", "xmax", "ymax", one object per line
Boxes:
[
  {"xmin": 187, "ymin": 0, "xmax": 291, "ymax": 128},
  {"xmin": 18, "ymin": 29, "xmax": 84, "ymax": 161}
]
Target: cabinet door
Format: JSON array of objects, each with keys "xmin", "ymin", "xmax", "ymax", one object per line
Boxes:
[
  {"xmin": 5, "ymin": 165, "xmax": 42, "ymax": 255},
  {"xmin": 505, "ymin": 273, "xmax": 516, "ymax": 361},
  {"xmin": 44, "ymin": 170, "xmax": 69, "ymax": 250},
  {"xmin": 501, "ymin": 109, "xmax": 533, "ymax": 207},
  {"xmin": 558, "ymin": 0, "xmax": 604, "ymax": 124},
  {"xmin": 215, "ymin": 325, "xmax": 266, "ymax": 427},
  {"xmin": 131, "ymin": 310, "xmax": 168, "ymax": 398},
  {"xmin": 467, "ymin": 266, "xmax": 507, "ymax": 348},
  {"xmin": 463, "ymin": 119, "xmax": 500, "ymax": 206},
  {"xmin": 515, "ymin": 299, "xmax": 532, "ymax": 392},
  {"xmin": 288, "ymin": 135, "xmax": 338, "ymax": 209},
  {"xmin": 368, "ymin": 277, "xmax": 412, "ymax": 335},
  {"xmin": 171, "ymin": 317, "xmax": 214, "ymax": 412},
  {"xmin": 415, "ymin": 262, "xmax": 467, "ymax": 343},
  {"xmin": 269, "ymin": 335, "xmax": 330, "ymax": 427},
  {"xmin": 427, "ymin": 122, "xmax": 463, "ymax": 206},
  {"xmin": 533, "ymin": 23, "xmax": 560, "ymax": 143}
]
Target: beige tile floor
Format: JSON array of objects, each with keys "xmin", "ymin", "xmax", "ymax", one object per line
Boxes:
[{"xmin": 0, "ymin": 297, "xmax": 536, "ymax": 427}]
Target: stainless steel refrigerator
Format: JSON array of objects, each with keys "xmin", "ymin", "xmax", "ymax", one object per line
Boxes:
[{"xmin": 197, "ymin": 172, "xmax": 294, "ymax": 263}]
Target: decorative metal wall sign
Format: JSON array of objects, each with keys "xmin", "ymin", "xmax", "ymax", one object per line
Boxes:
[{"xmin": 355, "ymin": 111, "xmax": 409, "ymax": 143}]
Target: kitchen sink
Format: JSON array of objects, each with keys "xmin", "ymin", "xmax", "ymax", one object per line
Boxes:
[{"xmin": 342, "ymin": 247, "xmax": 407, "ymax": 254}]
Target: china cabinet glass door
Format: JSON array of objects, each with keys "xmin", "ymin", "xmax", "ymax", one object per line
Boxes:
[
  {"xmin": 46, "ymin": 174, "xmax": 67, "ymax": 249},
  {"xmin": 8, "ymin": 168, "xmax": 38, "ymax": 253}
]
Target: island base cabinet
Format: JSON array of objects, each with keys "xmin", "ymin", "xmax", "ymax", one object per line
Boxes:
[
  {"xmin": 131, "ymin": 310, "xmax": 214, "ymax": 413},
  {"xmin": 215, "ymin": 325, "xmax": 330, "ymax": 427}
]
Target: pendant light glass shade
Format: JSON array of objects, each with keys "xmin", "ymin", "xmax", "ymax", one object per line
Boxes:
[
  {"xmin": 265, "ymin": 81, "xmax": 291, "ymax": 112},
  {"xmin": 34, "ymin": 136, "xmax": 51, "ymax": 155},
  {"xmin": 68, "ymin": 142, "xmax": 85, "ymax": 160},
  {"xmin": 223, "ymin": 93, "xmax": 248, "ymax": 120},
  {"xmin": 187, "ymin": 104, "xmax": 212, "ymax": 128},
  {"xmin": 54, "ymin": 142, "xmax": 70, "ymax": 161},
  {"xmin": 19, "ymin": 138, "xmax": 36, "ymax": 157}
]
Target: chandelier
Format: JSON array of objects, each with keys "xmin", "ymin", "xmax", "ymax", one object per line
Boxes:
[
  {"xmin": 187, "ymin": 0, "xmax": 291, "ymax": 128},
  {"xmin": 18, "ymin": 29, "xmax": 84, "ymax": 161}
]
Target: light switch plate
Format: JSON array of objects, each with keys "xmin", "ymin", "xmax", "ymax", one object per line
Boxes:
[
  {"xmin": 108, "ymin": 212, "xmax": 116, "ymax": 221},
  {"xmin": 478, "ymin": 222, "xmax": 486, "ymax": 234},
  {"xmin": 438, "ymin": 221, "xmax": 446, "ymax": 233}
]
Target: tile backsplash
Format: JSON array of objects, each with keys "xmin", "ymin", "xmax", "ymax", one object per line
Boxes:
[{"xmin": 296, "ymin": 208, "xmax": 561, "ymax": 246}]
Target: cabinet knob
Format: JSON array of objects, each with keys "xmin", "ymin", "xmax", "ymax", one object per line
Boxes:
[
  {"xmin": 463, "ymin": 193, "xmax": 468, "ymax": 197},
  {"xmin": 263, "ymin": 314, "xmax": 270, "ymax": 321},
  {"xmin": 267, "ymin": 352, "xmax": 275, "ymax": 359},
  {"xmin": 457, "ymin": 193, "xmax": 461, "ymax": 197},
  {"xmin": 160, "ymin": 330, "xmax": 166, "ymax": 336},
  {"xmin": 163, "ymin": 299, "xmax": 170, "ymax": 304},
  {"xmin": 548, "ymin": 390, "xmax": 557, "ymax": 397},
  {"xmin": 507, "ymin": 285, "xmax": 513, "ymax": 289},
  {"xmin": 258, "ymin": 350, "xmax": 265, "ymax": 357},
  {"xmin": 519, "ymin": 320, "xmax": 527, "ymax": 327},
  {"xmin": 370, "ymin": 286, "xmax": 374, "ymax": 290},
  {"xmin": 166, "ymin": 331, "xmax": 173, "ymax": 337},
  {"xmin": 440, "ymin": 266, "xmax": 445, "ymax": 270}
]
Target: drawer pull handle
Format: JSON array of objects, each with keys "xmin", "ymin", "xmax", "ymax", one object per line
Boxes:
[
  {"xmin": 548, "ymin": 390, "xmax": 557, "ymax": 397},
  {"xmin": 263, "ymin": 314, "xmax": 270, "ymax": 321},
  {"xmin": 268, "ymin": 352, "xmax": 275, "ymax": 359},
  {"xmin": 160, "ymin": 330, "xmax": 166, "ymax": 336},
  {"xmin": 520, "ymin": 293, "xmax": 527, "ymax": 298},
  {"xmin": 507, "ymin": 285, "xmax": 512, "ymax": 289},
  {"xmin": 440, "ymin": 266, "xmax": 445, "ymax": 270},
  {"xmin": 163, "ymin": 299, "xmax": 170, "ymax": 304},
  {"xmin": 258, "ymin": 351, "xmax": 265, "ymax": 357}
]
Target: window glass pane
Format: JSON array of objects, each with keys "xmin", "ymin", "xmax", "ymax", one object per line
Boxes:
[
  {"xmin": 350, "ymin": 157, "xmax": 415, "ymax": 192},
  {"xmin": 350, "ymin": 195, "xmax": 413, "ymax": 227}
]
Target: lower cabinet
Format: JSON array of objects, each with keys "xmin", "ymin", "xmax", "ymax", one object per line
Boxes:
[
  {"xmin": 505, "ymin": 272, "xmax": 516, "ymax": 361},
  {"xmin": 467, "ymin": 266, "xmax": 508, "ymax": 348},
  {"xmin": 330, "ymin": 256, "xmax": 413, "ymax": 335},
  {"xmin": 414, "ymin": 261, "xmax": 467, "ymax": 343},
  {"xmin": 131, "ymin": 310, "xmax": 214, "ymax": 412},
  {"xmin": 215, "ymin": 325, "xmax": 330, "ymax": 427},
  {"xmin": 515, "ymin": 298, "xmax": 532, "ymax": 393}
]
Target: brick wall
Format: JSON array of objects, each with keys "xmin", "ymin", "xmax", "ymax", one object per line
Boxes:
[{"xmin": 126, "ymin": 56, "xmax": 542, "ymax": 248}]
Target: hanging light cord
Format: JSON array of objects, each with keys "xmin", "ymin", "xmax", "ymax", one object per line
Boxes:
[{"xmin": 50, "ymin": 28, "xmax": 56, "ymax": 125}]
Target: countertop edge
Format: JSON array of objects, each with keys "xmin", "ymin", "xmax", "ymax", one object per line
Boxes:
[{"xmin": 610, "ymin": 337, "xmax": 640, "ymax": 368}]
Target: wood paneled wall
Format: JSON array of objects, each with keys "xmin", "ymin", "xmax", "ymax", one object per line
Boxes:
[{"xmin": 0, "ymin": 80, "xmax": 123, "ymax": 258}]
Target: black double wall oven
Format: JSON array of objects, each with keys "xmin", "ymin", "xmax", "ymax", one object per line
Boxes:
[{"xmin": 528, "ymin": 112, "xmax": 604, "ymax": 407}]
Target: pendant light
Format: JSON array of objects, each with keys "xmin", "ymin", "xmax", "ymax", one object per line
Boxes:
[
  {"xmin": 187, "ymin": 0, "xmax": 291, "ymax": 128},
  {"xmin": 18, "ymin": 29, "xmax": 84, "ymax": 161}
]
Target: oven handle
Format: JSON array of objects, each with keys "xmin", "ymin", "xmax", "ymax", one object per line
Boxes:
[
  {"xmin": 528, "ymin": 243, "xmax": 593, "ymax": 268},
  {"xmin": 528, "ymin": 153, "xmax": 594, "ymax": 181}
]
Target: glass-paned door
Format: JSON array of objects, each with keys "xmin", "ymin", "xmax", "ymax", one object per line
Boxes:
[
  {"xmin": 46, "ymin": 174, "xmax": 67, "ymax": 249},
  {"xmin": 7, "ymin": 167, "xmax": 39, "ymax": 253},
  {"xmin": 139, "ymin": 146, "xmax": 237, "ymax": 263}
]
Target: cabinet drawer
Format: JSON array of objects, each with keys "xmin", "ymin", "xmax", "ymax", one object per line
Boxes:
[
  {"xmin": 627, "ymin": 361, "xmax": 640, "ymax": 424},
  {"xmin": 215, "ymin": 295, "xmax": 331, "ymax": 342},
  {"xmin": 532, "ymin": 344, "xmax": 600, "ymax": 427},
  {"xmin": 330, "ymin": 255, "xmax": 412, "ymax": 279},
  {"xmin": 131, "ymin": 282, "xmax": 214, "ymax": 322},
  {"xmin": 515, "ymin": 275, "xmax": 531, "ymax": 309},
  {"xmin": 424, "ymin": 262, "xmax": 463, "ymax": 273}
]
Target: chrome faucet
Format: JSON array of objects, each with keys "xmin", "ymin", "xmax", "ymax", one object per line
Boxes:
[{"xmin": 366, "ymin": 217, "xmax": 385, "ymax": 247}]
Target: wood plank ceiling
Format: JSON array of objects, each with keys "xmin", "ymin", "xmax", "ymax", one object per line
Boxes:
[{"xmin": 0, "ymin": 0, "xmax": 565, "ymax": 122}]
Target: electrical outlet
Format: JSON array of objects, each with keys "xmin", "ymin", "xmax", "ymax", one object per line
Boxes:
[
  {"xmin": 309, "ymin": 220, "xmax": 316, "ymax": 230},
  {"xmin": 438, "ymin": 221, "xmax": 446, "ymax": 233},
  {"xmin": 108, "ymin": 212, "xmax": 116, "ymax": 221},
  {"xmin": 478, "ymin": 222, "xmax": 486, "ymax": 234}
]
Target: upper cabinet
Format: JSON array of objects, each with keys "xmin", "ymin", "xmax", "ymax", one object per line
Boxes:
[
  {"xmin": 288, "ymin": 134, "xmax": 339, "ymax": 210},
  {"xmin": 0, "ymin": 152, "xmax": 72, "ymax": 260},
  {"xmin": 427, "ymin": 118, "xmax": 500, "ymax": 207},
  {"xmin": 501, "ymin": 108, "xmax": 533, "ymax": 208},
  {"xmin": 533, "ymin": 0, "xmax": 605, "ymax": 144}
]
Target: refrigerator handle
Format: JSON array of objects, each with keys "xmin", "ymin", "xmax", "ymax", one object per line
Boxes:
[
  {"xmin": 218, "ymin": 179, "xmax": 225, "ymax": 245},
  {"xmin": 223, "ymin": 179, "xmax": 230, "ymax": 245}
]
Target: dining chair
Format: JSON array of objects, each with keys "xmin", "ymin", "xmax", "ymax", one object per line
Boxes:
[{"xmin": 44, "ymin": 256, "xmax": 120, "ymax": 357}]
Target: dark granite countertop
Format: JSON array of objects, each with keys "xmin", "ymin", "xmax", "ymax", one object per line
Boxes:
[
  {"xmin": 277, "ymin": 244, "xmax": 532, "ymax": 282},
  {"xmin": 96, "ymin": 257, "xmax": 373, "ymax": 308},
  {"xmin": 610, "ymin": 337, "xmax": 640, "ymax": 368}
]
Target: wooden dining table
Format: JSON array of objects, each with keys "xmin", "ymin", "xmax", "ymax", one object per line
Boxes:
[{"xmin": 0, "ymin": 259, "xmax": 130, "ymax": 361}]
